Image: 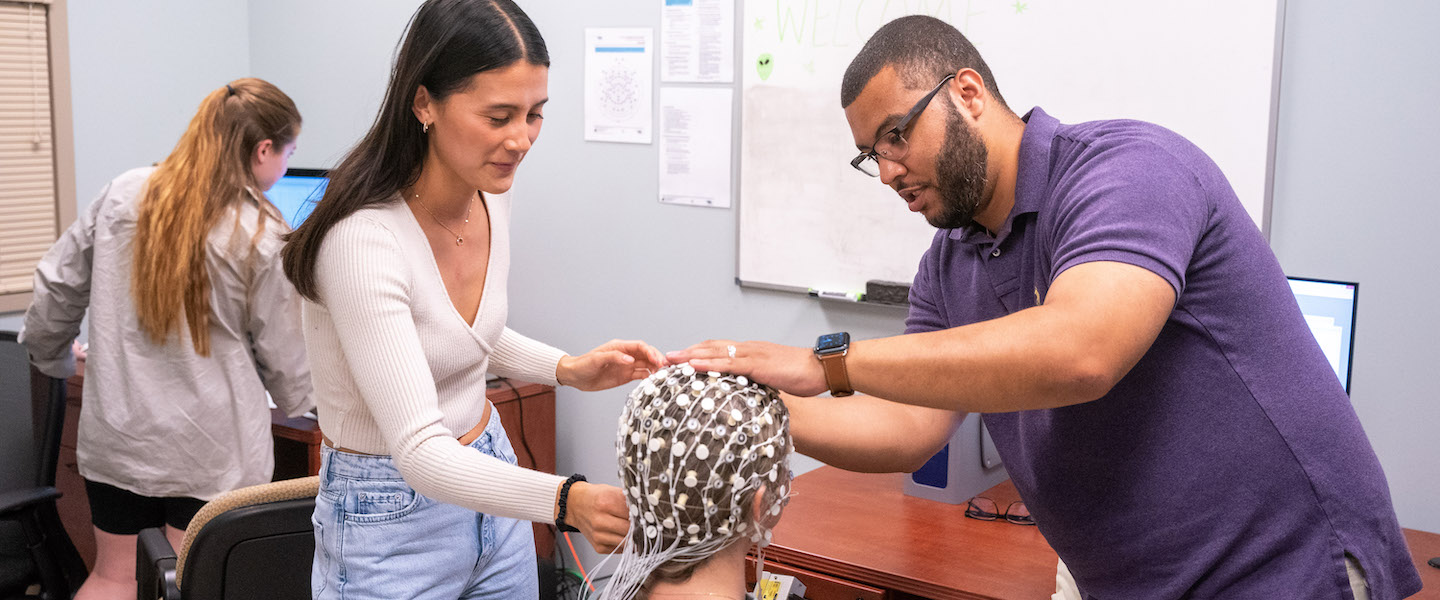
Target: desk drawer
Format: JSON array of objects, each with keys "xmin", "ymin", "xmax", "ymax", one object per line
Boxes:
[
  {"xmin": 61, "ymin": 398, "xmax": 80, "ymax": 449},
  {"xmin": 748, "ymin": 556, "xmax": 887, "ymax": 600}
]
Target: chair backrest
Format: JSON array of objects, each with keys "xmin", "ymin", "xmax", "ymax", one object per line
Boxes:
[
  {"xmin": 176, "ymin": 475, "xmax": 319, "ymax": 600},
  {"xmin": 0, "ymin": 330, "xmax": 85, "ymax": 597},
  {"xmin": 0, "ymin": 331, "xmax": 67, "ymax": 490}
]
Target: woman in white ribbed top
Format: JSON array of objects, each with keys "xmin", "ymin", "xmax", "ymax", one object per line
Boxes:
[{"xmin": 280, "ymin": 2, "xmax": 662, "ymax": 598}]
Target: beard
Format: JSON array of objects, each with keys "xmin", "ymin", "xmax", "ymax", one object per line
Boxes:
[{"xmin": 928, "ymin": 101, "xmax": 990, "ymax": 229}]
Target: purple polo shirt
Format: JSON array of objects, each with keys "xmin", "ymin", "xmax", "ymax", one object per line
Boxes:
[{"xmin": 905, "ymin": 108, "xmax": 1421, "ymax": 599}]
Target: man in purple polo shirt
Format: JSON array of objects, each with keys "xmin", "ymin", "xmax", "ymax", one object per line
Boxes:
[{"xmin": 669, "ymin": 15, "xmax": 1422, "ymax": 599}]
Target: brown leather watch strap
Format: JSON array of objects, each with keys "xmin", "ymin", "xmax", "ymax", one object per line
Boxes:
[{"xmin": 817, "ymin": 351, "xmax": 854, "ymax": 397}]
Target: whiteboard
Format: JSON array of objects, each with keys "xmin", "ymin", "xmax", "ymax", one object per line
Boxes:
[{"xmin": 738, "ymin": 0, "xmax": 1282, "ymax": 294}]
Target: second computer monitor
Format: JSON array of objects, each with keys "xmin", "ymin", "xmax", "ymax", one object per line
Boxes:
[
  {"xmin": 1288, "ymin": 277, "xmax": 1358, "ymax": 394},
  {"xmin": 266, "ymin": 167, "xmax": 328, "ymax": 228}
]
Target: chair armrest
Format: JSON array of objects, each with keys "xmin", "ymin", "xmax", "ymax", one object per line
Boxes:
[
  {"xmin": 137, "ymin": 527, "xmax": 180, "ymax": 600},
  {"xmin": 0, "ymin": 486, "xmax": 61, "ymax": 515}
]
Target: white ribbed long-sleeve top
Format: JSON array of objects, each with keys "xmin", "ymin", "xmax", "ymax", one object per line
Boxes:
[{"xmin": 304, "ymin": 191, "xmax": 568, "ymax": 524}]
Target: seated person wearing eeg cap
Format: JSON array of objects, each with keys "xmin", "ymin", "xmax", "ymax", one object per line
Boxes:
[{"xmin": 598, "ymin": 364, "xmax": 793, "ymax": 600}]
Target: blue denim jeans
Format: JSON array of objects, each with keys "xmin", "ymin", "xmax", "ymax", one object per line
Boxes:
[{"xmin": 311, "ymin": 412, "xmax": 538, "ymax": 599}]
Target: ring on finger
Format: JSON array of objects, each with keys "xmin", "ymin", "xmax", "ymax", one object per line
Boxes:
[{"xmin": 726, "ymin": 344, "xmax": 737, "ymax": 359}]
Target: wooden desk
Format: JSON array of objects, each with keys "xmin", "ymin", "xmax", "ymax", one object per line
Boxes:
[
  {"xmin": 753, "ymin": 468, "xmax": 1056, "ymax": 600},
  {"xmin": 270, "ymin": 409, "xmax": 323, "ymax": 480},
  {"xmin": 757, "ymin": 467, "xmax": 1440, "ymax": 600},
  {"xmin": 1407, "ymin": 529, "xmax": 1440, "ymax": 599},
  {"xmin": 62, "ymin": 358, "xmax": 558, "ymax": 567}
]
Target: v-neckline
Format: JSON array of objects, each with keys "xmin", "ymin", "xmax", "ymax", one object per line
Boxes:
[{"xmin": 403, "ymin": 191, "xmax": 494, "ymax": 331}]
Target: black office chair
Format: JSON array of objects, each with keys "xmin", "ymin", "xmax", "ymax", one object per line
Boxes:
[
  {"xmin": 0, "ymin": 330, "xmax": 87, "ymax": 600},
  {"xmin": 137, "ymin": 476, "xmax": 317, "ymax": 600}
]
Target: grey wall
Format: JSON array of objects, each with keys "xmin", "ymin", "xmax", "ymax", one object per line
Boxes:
[
  {"xmin": 69, "ymin": 0, "xmax": 252, "ymax": 213},
  {"xmin": 0, "ymin": 0, "xmax": 252, "ymax": 336},
  {"xmin": 6, "ymin": 0, "xmax": 1435, "ymax": 564},
  {"xmin": 242, "ymin": 0, "xmax": 1007, "ymax": 566},
  {"xmin": 246, "ymin": 0, "xmax": 419, "ymax": 170},
  {"xmin": 1268, "ymin": 0, "xmax": 1440, "ymax": 533}
]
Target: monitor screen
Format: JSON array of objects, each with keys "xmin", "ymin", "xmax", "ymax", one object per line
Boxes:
[
  {"xmin": 1287, "ymin": 277, "xmax": 1358, "ymax": 393},
  {"xmin": 266, "ymin": 168, "xmax": 328, "ymax": 228}
]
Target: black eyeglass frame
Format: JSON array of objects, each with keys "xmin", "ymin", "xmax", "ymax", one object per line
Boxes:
[
  {"xmin": 964, "ymin": 496, "xmax": 1035, "ymax": 526},
  {"xmin": 850, "ymin": 73, "xmax": 957, "ymax": 177}
]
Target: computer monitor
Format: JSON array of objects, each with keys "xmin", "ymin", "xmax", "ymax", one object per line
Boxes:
[
  {"xmin": 266, "ymin": 167, "xmax": 328, "ymax": 228},
  {"xmin": 1287, "ymin": 277, "xmax": 1358, "ymax": 393}
]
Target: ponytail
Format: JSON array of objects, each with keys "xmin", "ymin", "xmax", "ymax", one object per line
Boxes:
[{"xmin": 132, "ymin": 78, "xmax": 301, "ymax": 355}]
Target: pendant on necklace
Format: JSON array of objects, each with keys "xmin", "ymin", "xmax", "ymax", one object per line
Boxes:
[{"xmin": 456, "ymin": 237, "xmax": 464, "ymax": 246}]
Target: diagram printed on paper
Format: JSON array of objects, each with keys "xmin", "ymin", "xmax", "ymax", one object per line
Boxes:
[{"xmin": 599, "ymin": 63, "xmax": 642, "ymax": 121}]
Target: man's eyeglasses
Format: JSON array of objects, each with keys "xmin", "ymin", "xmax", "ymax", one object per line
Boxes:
[
  {"xmin": 850, "ymin": 73, "xmax": 956, "ymax": 177},
  {"xmin": 964, "ymin": 496, "xmax": 1035, "ymax": 526}
]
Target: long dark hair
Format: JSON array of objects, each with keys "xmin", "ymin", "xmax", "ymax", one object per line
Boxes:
[{"xmin": 281, "ymin": 0, "xmax": 549, "ymax": 300}]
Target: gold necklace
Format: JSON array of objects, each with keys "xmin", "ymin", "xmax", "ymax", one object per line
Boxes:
[{"xmin": 412, "ymin": 192, "xmax": 473, "ymax": 246}]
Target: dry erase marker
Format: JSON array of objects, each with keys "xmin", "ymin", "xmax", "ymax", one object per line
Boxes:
[{"xmin": 809, "ymin": 288, "xmax": 864, "ymax": 302}]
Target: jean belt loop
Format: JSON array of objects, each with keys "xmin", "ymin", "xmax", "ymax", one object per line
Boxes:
[{"xmin": 318, "ymin": 447, "xmax": 334, "ymax": 486}]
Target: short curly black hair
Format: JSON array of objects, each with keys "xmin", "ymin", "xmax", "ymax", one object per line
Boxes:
[{"xmin": 840, "ymin": 15, "xmax": 1009, "ymax": 111}]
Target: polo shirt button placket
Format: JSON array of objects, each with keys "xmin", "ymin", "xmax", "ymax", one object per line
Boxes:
[{"xmin": 991, "ymin": 248, "xmax": 1002, "ymax": 258}]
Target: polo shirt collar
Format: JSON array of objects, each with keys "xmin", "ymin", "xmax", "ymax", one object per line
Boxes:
[{"xmin": 948, "ymin": 106, "xmax": 1060, "ymax": 244}]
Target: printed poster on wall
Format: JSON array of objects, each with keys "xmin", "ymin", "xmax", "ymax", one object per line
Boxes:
[
  {"xmin": 584, "ymin": 28, "xmax": 654, "ymax": 144},
  {"xmin": 659, "ymin": 87, "xmax": 733, "ymax": 208},
  {"xmin": 660, "ymin": 0, "xmax": 735, "ymax": 82}
]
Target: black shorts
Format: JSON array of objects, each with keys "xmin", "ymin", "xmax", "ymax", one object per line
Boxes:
[{"xmin": 84, "ymin": 479, "xmax": 207, "ymax": 534}]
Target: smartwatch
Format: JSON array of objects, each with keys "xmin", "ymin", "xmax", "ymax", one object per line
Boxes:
[{"xmin": 814, "ymin": 332, "xmax": 854, "ymax": 397}]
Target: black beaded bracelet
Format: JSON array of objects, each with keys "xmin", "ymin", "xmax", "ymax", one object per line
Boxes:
[{"xmin": 555, "ymin": 473, "xmax": 586, "ymax": 533}]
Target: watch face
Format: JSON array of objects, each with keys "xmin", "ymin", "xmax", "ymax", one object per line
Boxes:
[{"xmin": 816, "ymin": 332, "xmax": 850, "ymax": 353}]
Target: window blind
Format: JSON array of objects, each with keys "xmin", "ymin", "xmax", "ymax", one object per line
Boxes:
[{"xmin": 0, "ymin": 0, "xmax": 57, "ymax": 297}]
